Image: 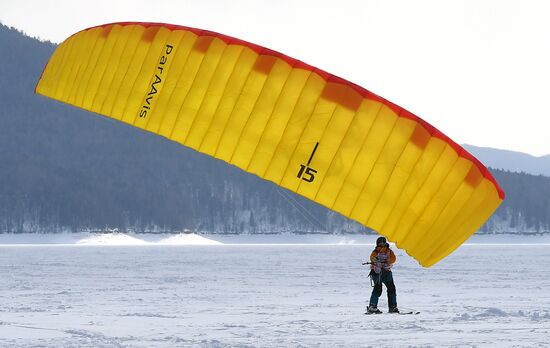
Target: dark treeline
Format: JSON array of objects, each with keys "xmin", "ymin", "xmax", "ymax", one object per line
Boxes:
[
  {"xmin": 0, "ymin": 24, "xmax": 547, "ymax": 234},
  {"xmin": 485, "ymin": 170, "xmax": 550, "ymax": 233}
]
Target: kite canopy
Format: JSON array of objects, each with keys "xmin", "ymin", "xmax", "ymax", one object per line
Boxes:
[{"xmin": 35, "ymin": 22, "xmax": 504, "ymax": 267}]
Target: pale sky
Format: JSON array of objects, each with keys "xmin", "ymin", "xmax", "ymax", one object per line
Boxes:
[{"xmin": 2, "ymin": 0, "xmax": 549, "ymax": 156}]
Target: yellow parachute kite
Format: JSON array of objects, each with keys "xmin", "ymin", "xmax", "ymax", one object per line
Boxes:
[{"xmin": 35, "ymin": 22, "xmax": 504, "ymax": 267}]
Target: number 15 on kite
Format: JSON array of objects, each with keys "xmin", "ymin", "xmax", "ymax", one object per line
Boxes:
[{"xmin": 297, "ymin": 142, "xmax": 319, "ymax": 183}]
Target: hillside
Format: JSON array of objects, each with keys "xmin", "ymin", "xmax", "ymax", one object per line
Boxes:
[
  {"xmin": 0, "ymin": 23, "xmax": 359, "ymax": 234},
  {"xmin": 0, "ymin": 23, "xmax": 548, "ymax": 235},
  {"xmin": 464, "ymin": 144, "xmax": 550, "ymax": 177}
]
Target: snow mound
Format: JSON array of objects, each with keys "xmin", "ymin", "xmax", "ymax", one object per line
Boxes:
[
  {"xmin": 0, "ymin": 232, "xmax": 223, "ymax": 246},
  {"xmin": 337, "ymin": 238, "xmax": 357, "ymax": 245},
  {"xmin": 157, "ymin": 233, "xmax": 223, "ymax": 245},
  {"xmin": 474, "ymin": 307, "xmax": 508, "ymax": 318},
  {"xmin": 76, "ymin": 233, "xmax": 149, "ymax": 245}
]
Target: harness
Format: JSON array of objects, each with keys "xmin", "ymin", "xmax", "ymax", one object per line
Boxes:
[{"xmin": 371, "ymin": 248, "xmax": 392, "ymax": 274}]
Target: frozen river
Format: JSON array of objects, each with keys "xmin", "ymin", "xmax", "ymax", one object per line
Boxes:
[{"xmin": 1, "ymin": 236, "xmax": 549, "ymax": 347}]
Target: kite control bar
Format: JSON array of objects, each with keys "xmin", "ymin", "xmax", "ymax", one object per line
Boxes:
[
  {"xmin": 362, "ymin": 261, "xmax": 391, "ymax": 267},
  {"xmin": 362, "ymin": 261, "xmax": 387, "ymax": 265}
]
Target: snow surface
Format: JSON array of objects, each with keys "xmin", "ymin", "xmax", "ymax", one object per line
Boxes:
[
  {"xmin": 0, "ymin": 232, "xmax": 549, "ymax": 246},
  {"xmin": 0, "ymin": 235, "xmax": 549, "ymax": 347}
]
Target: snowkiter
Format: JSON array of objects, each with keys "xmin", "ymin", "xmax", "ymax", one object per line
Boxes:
[{"xmin": 366, "ymin": 237, "xmax": 399, "ymax": 314}]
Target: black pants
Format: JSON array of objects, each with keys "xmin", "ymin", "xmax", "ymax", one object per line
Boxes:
[{"xmin": 369, "ymin": 270, "xmax": 397, "ymax": 308}]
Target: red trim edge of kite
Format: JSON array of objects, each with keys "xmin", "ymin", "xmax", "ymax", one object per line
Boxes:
[{"xmin": 67, "ymin": 21, "xmax": 506, "ymax": 200}]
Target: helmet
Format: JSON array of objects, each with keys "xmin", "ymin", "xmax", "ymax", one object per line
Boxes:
[{"xmin": 376, "ymin": 236, "xmax": 387, "ymax": 246}]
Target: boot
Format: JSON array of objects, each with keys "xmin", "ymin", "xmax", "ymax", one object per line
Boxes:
[
  {"xmin": 388, "ymin": 306, "xmax": 399, "ymax": 313},
  {"xmin": 367, "ymin": 305, "xmax": 382, "ymax": 314}
]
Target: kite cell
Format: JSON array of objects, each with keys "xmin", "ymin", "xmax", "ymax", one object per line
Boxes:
[{"xmin": 35, "ymin": 22, "xmax": 505, "ymax": 267}]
